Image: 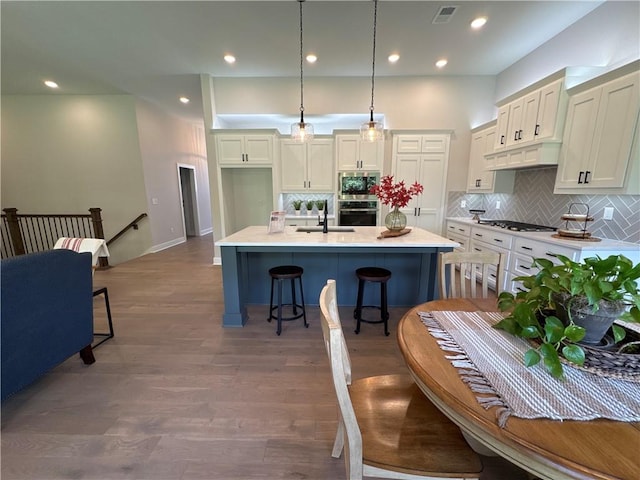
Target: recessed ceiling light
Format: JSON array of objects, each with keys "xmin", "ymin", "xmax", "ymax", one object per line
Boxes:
[
  {"xmin": 470, "ymin": 17, "xmax": 487, "ymax": 29},
  {"xmin": 388, "ymin": 53, "xmax": 400, "ymax": 63},
  {"xmin": 435, "ymin": 59, "xmax": 448, "ymax": 69},
  {"xmin": 224, "ymin": 54, "xmax": 236, "ymax": 64},
  {"xmin": 44, "ymin": 80, "xmax": 59, "ymax": 89},
  {"xmin": 306, "ymin": 54, "xmax": 317, "ymax": 64},
  {"xmin": 179, "ymin": 96, "xmax": 190, "ymax": 104}
]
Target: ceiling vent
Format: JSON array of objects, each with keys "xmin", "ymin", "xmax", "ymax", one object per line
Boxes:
[{"xmin": 432, "ymin": 5, "xmax": 458, "ymax": 24}]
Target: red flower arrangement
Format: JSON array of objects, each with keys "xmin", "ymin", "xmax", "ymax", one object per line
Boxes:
[{"xmin": 369, "ymin": 175, "xmax": 424, "ymax": 208}]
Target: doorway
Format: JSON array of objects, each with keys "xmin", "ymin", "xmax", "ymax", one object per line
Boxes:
[{"xmin": 178, "ymin": 164, "xmax": 199, "ymax": 238}]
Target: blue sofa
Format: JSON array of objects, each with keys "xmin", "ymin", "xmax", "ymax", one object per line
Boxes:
[{"xmin": 1, "ymin": 249, "xmax": 95, "ymax": 401}]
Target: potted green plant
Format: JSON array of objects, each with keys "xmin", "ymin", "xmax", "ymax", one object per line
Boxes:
[
  {"xmin": 305, "ymin": 200, "xmax": 315, "ymax": 214},
  {"xmin": 315, "ymin": 200, "xmax": 325, "ymax": 211},
  {"xmin": 292, "ymin": 200, "xmax": 303, "ymax": 215},
  {"xmin": 495, "ymin": 254, "xmax": 640, "ymax": 378}
]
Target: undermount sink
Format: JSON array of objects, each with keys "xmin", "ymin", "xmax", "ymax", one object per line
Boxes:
[{"xmin": 296, "ymin": 226, "xmax": 355, "ymax": 233}]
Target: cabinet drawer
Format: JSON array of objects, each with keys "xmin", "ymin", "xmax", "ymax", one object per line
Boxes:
[
  {"xmin": 510, "ymin": 253, "xmax": 538, "ymax": 277},
  {"xmin": 446, "ymin": 232, "xmax": 468, "ymax": 252},
  {"xmin": 446, "ymin": 222, "xmax": 471, "ymax": 237},
  {"xmin": 513, "ymin": 237, "xmax": 577, "ymax": 263},
  {"xmin": 471, "ymin": 227, "xmax": 513, "ymax": 249}
]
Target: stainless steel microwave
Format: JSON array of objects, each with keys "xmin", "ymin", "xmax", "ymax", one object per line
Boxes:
[{"xmin": 338, "ymin": 172, "xmax": 380, "ymax": 199}]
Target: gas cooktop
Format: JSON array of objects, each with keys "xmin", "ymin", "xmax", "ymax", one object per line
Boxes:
[{"xmin": 477, "ymin": 219, "xmax": 556, "ymax": 232}]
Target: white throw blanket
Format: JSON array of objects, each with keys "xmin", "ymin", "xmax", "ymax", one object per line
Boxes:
[{"xmin": 53, "ymin": 237, "xmax": 110, "ymax": 267}]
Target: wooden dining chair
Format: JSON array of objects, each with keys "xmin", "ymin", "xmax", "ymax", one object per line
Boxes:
[
  {"xmin": 319, "ymin": 279, "xmax": 482, "ymax": 480},
  {"xmin": 438, "ymin": 251, "xmax": 504, "ymax": 299}
]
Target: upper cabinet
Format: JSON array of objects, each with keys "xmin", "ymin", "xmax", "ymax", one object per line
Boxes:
[
  {"xmin": 216, "ymin": 132, "xmax": 276, "ymax": 166},
  {"xmin": 335, "ymin": 134, "xmax": 384, "ymax": 171},
  {"xmin": 466, "ymin": 124, "xmax": 514, "ymax": 194},
  {"xmin": 281, "ymin": 138, "xmax": 335, "ymax": 192},
  {"xmin": 555, "ymin": 66, "xmax": 639, "ymax": 194},
  {"xmin": 489, "ymin": 74, "xmax": 568, "ymax": 169}
]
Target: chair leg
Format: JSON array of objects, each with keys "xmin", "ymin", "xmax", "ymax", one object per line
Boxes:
[
  {"xmin": 79, "ymin": 344, "xmax": 96, "ymax": 364},
  {"xmin": 267, "ymin": 278, "xmax": 274, "ymax": 322},
  {"xmin": 381, "ymin": 282, "xmax": 389, "ymax": 336},
  {"xmin": 298, "ymin": 276, "xmax": 308, "ymax": 327},
  {"xmin": 92, "ymin": 287, "xmax": 114, "ymax": 348},
  {"xmin": 331, "ymin": 418, "xmax": 345, "ymax": 458},
  {"xmin": 276, "ymin": 279, "xmax": 283, "ymax": 336},
  {"xmin": 291, "ymin": 278, "xmax": 298, "ymax": 315},
  {"xmin": 354, "ymin": 279, "xmax": 365, "ymax": 334}
]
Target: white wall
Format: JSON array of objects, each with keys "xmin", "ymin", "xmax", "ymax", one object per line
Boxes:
[
  {"xmin": 1, "ymin": 94, "xmax": 152, "ymax": 265},
  {"xmin": 135, "ymin": 99, "xmax": 212, "ymax": 252},
  {"xmin": 495, "ymin": 1, "xmax": 640, "ymax": 101}
]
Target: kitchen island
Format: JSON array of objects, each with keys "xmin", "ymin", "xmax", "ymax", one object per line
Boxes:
[{"xmin": 217, "ymin": 226, "xmax": 458, "ymax": 327}]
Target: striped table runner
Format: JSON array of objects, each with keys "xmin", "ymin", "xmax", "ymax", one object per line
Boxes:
[{"xmin": 419, "ymin": 310, "xmax": 640, "ymax": 427}]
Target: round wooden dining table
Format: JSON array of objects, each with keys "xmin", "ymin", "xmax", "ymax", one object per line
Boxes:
[{"xmin": 397, "ymin": 297, "xmax": 640, "ymax": 480}]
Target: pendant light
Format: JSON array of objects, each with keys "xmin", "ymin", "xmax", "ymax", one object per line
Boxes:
[
  {"xmin": 361, "ymin": 0, "xmax": 383, "ymax": 142},
  {"xmin": 291, "ymin": 0, "xmax": 314, "ymax": 142}
]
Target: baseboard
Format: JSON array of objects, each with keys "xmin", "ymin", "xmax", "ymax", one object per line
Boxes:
[
  {"xmin": 199, "ymin": 227, "xmax": 213, "ymax": 235},
  {"xmin": 147, "ymin": 236, "xmax": 186, "ymax": 254},
  {"xmin": 213, "ymin": 256, "xmax": 222, "ymax": 265}
]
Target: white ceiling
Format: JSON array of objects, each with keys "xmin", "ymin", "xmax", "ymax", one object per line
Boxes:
[{"xmin": 1, "ymin": 1, "xmax": 605, "ymax": 123}]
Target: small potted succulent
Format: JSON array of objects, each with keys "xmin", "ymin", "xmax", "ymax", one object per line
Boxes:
[
  {"xmin": 495, "ymin": 254, "xmax": 640, "ymax": 378},
  {"xmin": 315, "ymin": 200, "xmax": 325, "ymax": 212},
  {"xmin": 305, "ymin": 200, "xmax": 315, "ymax": 215},
  {"xmin": 292, "ymin": 200, "xmax": 303, "ymax": 215}
]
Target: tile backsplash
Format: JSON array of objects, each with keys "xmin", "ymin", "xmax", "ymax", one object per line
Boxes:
[{"xmin": 447, "ymin": 167, "xmax": 640, "ymax": 243}]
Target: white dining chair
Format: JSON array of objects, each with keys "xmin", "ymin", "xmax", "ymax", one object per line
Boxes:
[
  {"xmin": 438, "ymin": 251, "xmax": 504, "ymax": 299},
  {"xmin": 319, "ymin": 279, "xmax": 482, "ymax": 480}
]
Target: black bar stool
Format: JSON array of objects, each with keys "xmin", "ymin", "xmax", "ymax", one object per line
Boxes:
[
  {"xmin": 267, "ymin": 265, "xmax": 308, "ymax": 336},
  {"xmin": 354, "ymin": 267, "xmax": 391, "ymax": 336}
]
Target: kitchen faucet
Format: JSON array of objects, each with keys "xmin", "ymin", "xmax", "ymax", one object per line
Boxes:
[{"xmin": 318, "ymin": 200, "xmax": 329, "ymax": 233}]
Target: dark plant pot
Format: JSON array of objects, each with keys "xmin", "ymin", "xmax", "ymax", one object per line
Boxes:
[{"xmin": 553, "ymin": 293, "xmax": 627, "ymax": 345}]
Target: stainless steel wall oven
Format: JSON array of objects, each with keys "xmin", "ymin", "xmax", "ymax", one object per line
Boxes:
[{"xmin": 337, "ymin": 172, "xmax": 380, "ymax": 226}]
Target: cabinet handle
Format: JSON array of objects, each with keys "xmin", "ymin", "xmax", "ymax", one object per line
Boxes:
[
  {"xmin": 500, "ymin": 135, "xmax": 505, "ymax": 145},
  {"xmin": 578, "ymin": 171, "xmax": 584, "ymax": 184},
  {"xmin": 521, "ymin": 246, "xmax": 533, "ymax": 251},
  {"xmin": 474, "ymin": 233, "xmax": 483, "ymax": 237},
  {"xmin": 474, "ymin": 247, "xmax": 481, "ymax": 252},
  {"xmin": 545, "ymin": 252, "xmax": 558, "ymax": 258},
  {"xmin": 534, "ymin": 124, "xmax": 540, "ymax": 136},
  {"xmin": 493, "ymin": 238, "xmax": 503, "ymax": 243},
  {"xmin": 518, "ymin": 129, "xmax": 523, "ymax": 140},
  {"xmin": 458, "ymin": 228, "xmax": 465, "ymax": 232},
  {"xmin": 308, "ymin": 181, "xmax": 311, "ymax": 188},
  {"xmin": 520, "ymin": 265, "xmax": 531, "ymax": 270},
  {"xmin": 514, "ymin": 131, "xmax": 518, "ymax": 141},
  {"xmin": 584, "ymin": 170, "xmax": 591, "ymax": 184}
]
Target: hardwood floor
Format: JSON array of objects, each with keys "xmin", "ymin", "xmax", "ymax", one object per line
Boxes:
[{"xmin": 1, "ymin": 234, "xmax": 530, "ymax": 479}]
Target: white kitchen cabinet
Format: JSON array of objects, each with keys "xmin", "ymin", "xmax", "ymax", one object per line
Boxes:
[
  {"xmin": 281, "ymin": 138, "xmax": 334, "ymax": 192},
  {"xmin": 466, "ymin": 124, "xmax": 515, "ymax": 193},
  {"xmin": 216, "ymin": 133, "xmax": 275, "ymax": 166},
  {"xmin": 393, "ymin": 133, "xmax": 450, "ymax": 234},
  {"xmin": 555, "ymin": 67, "xmax": 640, "ymax": 194},
  {"xmin": 445, "ymin": 220, "xmax": 471, "ymax": 252},
  {"xmin": 335, "ymin": 134, "xmax": 383, "ymax": 171}
]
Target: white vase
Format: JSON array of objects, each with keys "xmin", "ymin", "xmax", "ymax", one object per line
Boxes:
[{"xmin": 295, "ymin": 210, "xmax": 301, "ymax": 216}]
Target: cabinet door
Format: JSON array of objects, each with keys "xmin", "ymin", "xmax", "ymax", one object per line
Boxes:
[
  {"xmin": 336, "ymin": 136, "xmax": 359, "ymax": 170},
  {"xmin": 494, "ymin": 105, "xmax": 510, "ymax": 150},
  {"xmin": 536, "ymin": 79, "xmax": 563, "ymax": 141},
  {"xmin": 396, "ymin": 136, "xmax": 423, "ymax": 153},
  {"xmin": 416, "ymin": 154, "xmax": 446, "ymax": 234},
  {"xmin": 280, "ymin": 141, "xmax": 307, "ymax": 191},
  {"xmin": 307, "ymin": 139, "xmax": 335, "ymax": 191},
  {"xmin": 244, "ymin": 136, "xmax": 273, "ymax": 164},
  {"xmin": 360, "ymin": 140, "xmax": 383, "ymax": 170},
  {"xmin": 217, "ymin": 136, "xmax": 245, "ymax": 165},
  {"xmin": 505, "ymin": 99, "xmax": 523, "ymax": 147},
  {"xmin": 395, "ymin": 155, "xmax": 421, "ymax": 216},
  {"xmin": 520, "ymin": 90, "xmax": 541, "ymax": 143},
  {"xmin": 586, "ymin": 71, "xmax": 640, "ymax": 188},
  {"xmin": 466, "ymin": 131, "xmax": 485, "ymax": 192},
  {"xmin": 555, "ymin": 88, "xmax": 601, "ymax": 189}
]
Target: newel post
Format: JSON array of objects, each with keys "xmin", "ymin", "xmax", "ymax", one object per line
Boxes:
[
  {"xmin": 89, "ymin": 207, "xmax": 109, "ymax": 267},
  {"xmin": 3, "ymin": 208, "xmax": 26, "ymax": 256}
]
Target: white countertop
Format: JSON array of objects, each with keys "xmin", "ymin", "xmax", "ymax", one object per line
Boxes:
[
  {"xmin": 218, "ymin": 226, "xmax": 459, "ymax": 248},
  {"xmin": 446, "ymin": 217, "xmax": 640, "ymax": 252}
]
